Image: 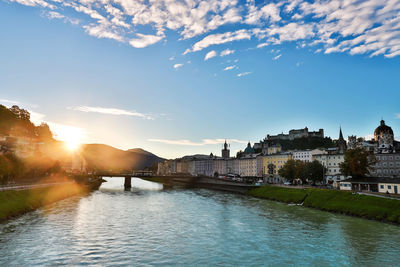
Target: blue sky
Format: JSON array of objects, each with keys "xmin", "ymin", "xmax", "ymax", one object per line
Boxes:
[{"xmin": 1, "ymin": 0, "xmax": 400, "ymax": 159}]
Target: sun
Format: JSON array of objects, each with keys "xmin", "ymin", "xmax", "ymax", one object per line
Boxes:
[
  {"xmin": 55, "ymin": 125, "xmax": 85, "ymax": 152},
  {"xmin": 65, "ymin": 138, "xmax": 81, "ymax": 152}
]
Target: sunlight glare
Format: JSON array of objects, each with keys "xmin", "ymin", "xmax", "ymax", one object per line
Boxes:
[{"xmin": 50, "ymin": 123, "xmax": 85, "ymax": 152}]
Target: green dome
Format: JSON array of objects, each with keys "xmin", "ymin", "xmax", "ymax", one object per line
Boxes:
[{"xmin": 244, "ymin": 142, "xmax": 255, "ymax": 154}]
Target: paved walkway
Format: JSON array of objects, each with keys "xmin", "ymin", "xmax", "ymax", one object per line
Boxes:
[
  {"xmin": 0, "ymin": 182, "xmax": 73, "ymax": 192},
  {"xmin": 357, "ymin": 191, "xmax": 400, "ymax": 200}
]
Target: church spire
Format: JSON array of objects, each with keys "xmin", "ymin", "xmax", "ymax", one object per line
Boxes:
[
  {"xmin": 338, "ymin": 126, "xmax": 347, "ymax": 153},
  {"xmin": 339, "ymin": 126, "xmax": 344, "ymax": 141}
]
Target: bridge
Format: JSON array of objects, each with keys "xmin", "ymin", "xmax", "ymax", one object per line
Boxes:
[
  {"xmin": 91, "ymin": 172, "xmax": 260, "ymax": 193},
  {"xmin": 94, "ymin": 171, "xmax": 154, "ymax": 189}
]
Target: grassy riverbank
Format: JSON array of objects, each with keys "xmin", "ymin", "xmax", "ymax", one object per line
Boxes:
[
  {"xmin": 0, "ymin": 183, "xmax": 91, "ymax": 222},
  {"xmin": 248, "ymin": 186, "xmax": 400, "ymax": 224}
]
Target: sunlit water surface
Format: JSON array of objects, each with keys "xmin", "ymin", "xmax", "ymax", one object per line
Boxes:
[{"xmin": 1, "ymin": 178, "xmax": 399, "ymax": 266}]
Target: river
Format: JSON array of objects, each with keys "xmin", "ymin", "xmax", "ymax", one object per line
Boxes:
[{"xmin": 1, "ymin": 178, "xmax": 399, "ymax": 266}]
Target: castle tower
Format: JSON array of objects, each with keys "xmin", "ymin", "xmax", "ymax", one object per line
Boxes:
[{"xmin": 222, "ymin": 140, "xmax": 230, "ymax": 158}]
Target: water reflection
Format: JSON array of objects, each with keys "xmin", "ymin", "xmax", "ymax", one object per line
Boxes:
[
  {"xmin": 0, "ymin": 180, "xmax": 399, "ymax": 266},
  {"xmin": 100, "ymin": 177, "xmax": 163, "ymax": 191}
]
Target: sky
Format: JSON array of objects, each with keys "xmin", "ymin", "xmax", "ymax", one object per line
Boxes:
[{"xmin": 1, "ymin": 0, "xmax": 400, "ymax": 159}]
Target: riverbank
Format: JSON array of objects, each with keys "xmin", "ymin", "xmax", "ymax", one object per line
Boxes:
[
  {"xmin": 0, "ymin": 180, "xmax": 101, "ymax": 222},
  {"xmin": 248, "ymin": 186, "xmax": 400, "ymax": 224}
]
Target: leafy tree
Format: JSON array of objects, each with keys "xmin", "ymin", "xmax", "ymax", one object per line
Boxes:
[
  {"xmin": 278, "ymin": 160, "xmax": 300, "ymax": 182},
  {"xmin": 340, "ymin": 148, "xmax": 376, "ymax": 178},
  {"xmin": 279, "ymin": 160, "xmax": 325, "ymax": 184},
  {"xmin": 305, "ymin": 160, "xmax": 325, "ymax": 185},
  {"xmin": 36, "ymin": 123, "xmax": 53, "ymax": 141}
]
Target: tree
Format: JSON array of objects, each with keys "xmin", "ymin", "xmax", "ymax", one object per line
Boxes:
[
  {"xmin": 340, "ymin": 148, "xmax": 376, "ymax": 178},
  {"xmin": 36, "ymin": 123, "xmax": 53, "ymax": 141},
  {"xmin": 305, "ymin": 160, "xmax": 325, "ymax": 185},
  {"xmin": 278, "ymin": 160, "xmax": 303, "ymax": 182}
]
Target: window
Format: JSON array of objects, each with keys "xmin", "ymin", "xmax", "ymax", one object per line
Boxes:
[
  {"xmin": 388, "ymin": 185, "xmax": 392, "ymax": 189},
  {"xmin": 380, "ymin": 185, "xmax": 384, "ymax": 189}
]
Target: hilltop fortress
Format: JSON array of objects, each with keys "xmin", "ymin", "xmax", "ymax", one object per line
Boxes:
[{"xmin": 266, "ymin": 127, "xmax": 324, "ymax": 141}]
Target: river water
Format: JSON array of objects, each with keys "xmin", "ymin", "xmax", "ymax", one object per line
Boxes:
[{"xmin": 1, "ymin": 178, "xmax": 399, "ymax": 266}]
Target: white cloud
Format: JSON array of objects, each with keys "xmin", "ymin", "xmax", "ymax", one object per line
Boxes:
[
  {"xmin": 237, "ymin": 72, "xmax": 251, "ymax": 77},
  {"xmin": 396, "ymin": 114, "xmax": 400, "ymax": 119},
  {"xmin": 148, "ymin": 138, "xmax": 247, "ymax": 146},
  {"xmin": 28, "ymin": 110, "xmax": 46, "ymax": 125},
  {"xmin": 8, "ymin": 0, "xmax": 400, "ymax": 58},
  {"xmin": 46, "ymin": 11, "xmax": 65, "ymax": 20},
  {"xmin": 204, "ymin": 50, "xmax": 217, "ymax": 61},
  {"xmin": 173, "ymin": 63, "xmax": 183, "ymax": 69},
  {"xmin": 220, "ymin": 48, "xmax": 235, "ymax": 56},
  {"xmin": 192, "ymin": 29, "xmax": 252, "ymax": 52},
  {"xmin": 72, "ymin": 106, "xmax": 153, "ymax": 119},
  {"xmin": 0, "ymin": 99, "xmax": 20, "ymax": 105},
  {"xmin": 169, "ymin": 56, "xmax": 175, "ymax": 61},
  {"xmin": 245, "ymin": 2, "xmax": 281, "ymax": 24},
  {"xmin": 83, "ymin": 23, "xmax": 124, "ymax": 42},
  {"xmin": 129, "ymin": 34, "xmax": 163, "ymax": 48},
  {"xmin": 273, "ymin": 54, "xmax": 281, "ymax": 60},
  {"xmin": 257, "ymin": 42, "xmax": 269, "ymax": 48},
  {"xmin": 223, "ymin": 65, "xmax": 236, "ymax": 71},
  {"xmin": 10, "ymin": 0, "xmax": 55, "ymax": 9}
]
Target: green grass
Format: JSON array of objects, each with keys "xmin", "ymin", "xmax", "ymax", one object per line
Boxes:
[
  {"xmin": 248, "ymin": 186, "xmax": 400, "ymax": 224},
  {"xmin": 0, "ymin": 183, "xmax": 89, "ymax": 221},
  {"xmin": 248, "ymin": 186, "xmax": 308, "ymax": 203}
]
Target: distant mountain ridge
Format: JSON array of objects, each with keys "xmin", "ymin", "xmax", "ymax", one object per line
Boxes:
[{"xmin": 81, "ymin": 144, "xmax": 164, "ymax": 172}]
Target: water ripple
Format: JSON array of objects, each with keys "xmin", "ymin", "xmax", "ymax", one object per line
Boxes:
[{"xmin": 1, "ymin": 178, "xmax": 399, "ymax": 266}]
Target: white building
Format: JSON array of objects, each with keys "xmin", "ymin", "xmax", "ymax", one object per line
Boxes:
[
  {"xmin": 213, "ymin": 158, "xmax": 227, "ymax": 176},
  {"xmin": 379, "ymin": 181, "xmax": 400, "ymax": 194},
  {"xmin": 313, "ymin": 153, "xmax": 347, "ymax": 185},
  {"xmin": 292, "ymin": 149, "xmax": 326, "ymax": 162},
  {"xmin": 194, "ymin": 159, "xmax": 214, "ymax": 177},
  {"xmin": 238, "ymin": 156, "xmax": 258, "ymax": 177}
]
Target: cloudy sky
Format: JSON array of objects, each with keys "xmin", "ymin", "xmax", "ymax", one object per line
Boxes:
[{"xmin": 1, "ymin": 0, "xmax": 400, "ymax": 158}]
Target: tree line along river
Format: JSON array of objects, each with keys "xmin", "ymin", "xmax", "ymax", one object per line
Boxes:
[{"xmin": 0, "ymin": 177, "xmax": 399, "ymax": 266}]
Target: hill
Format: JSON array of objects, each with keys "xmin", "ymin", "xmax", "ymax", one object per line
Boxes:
[{"xmin": 81, "ymin": 144, "xmax": 164, "ymax": 172}]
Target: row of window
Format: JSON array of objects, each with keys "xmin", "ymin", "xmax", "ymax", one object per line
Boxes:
[
  {"xmin": 374, "ymin": 169, "xmax": 400, "ymax": 174},
  {"xmin": 376, "ymin": 155, "xmax": 400, "ymax": 161},
  {"xmin": 380, "ymin": 185, "xmax": 398, "ymax": 190},
  {"xmin": 376, "ymin": 162, "xmax": 400, "ymax": 167}
]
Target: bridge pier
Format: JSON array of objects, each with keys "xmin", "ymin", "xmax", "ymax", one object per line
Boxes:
[{"xmin": 124, "ymin": 176, "xmax": 132, "ymax": 190}]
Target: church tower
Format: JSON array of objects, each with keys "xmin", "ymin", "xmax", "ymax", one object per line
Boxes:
[
  {"xmin": 337, "ymin": 127, "xmax": 347, "ymax": 153},
  {"xmin": 222, "ymin": 140, "xmax": 230, "ymax": 158}
]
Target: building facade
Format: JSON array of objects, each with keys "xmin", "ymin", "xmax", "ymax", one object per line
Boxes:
[
  {"xmin": 370, "ymin": 153, "xmax": 400, "ymax": 178},
  {"xmin": 238, "ymin": 156, "xmax": 258, "ymax": 177},
  {"xmin": 292, "ymin": 149, "xmax": 325, "ymax": 162}
]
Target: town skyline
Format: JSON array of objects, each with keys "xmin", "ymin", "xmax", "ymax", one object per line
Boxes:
[
  {"xmin": 1, "ymin": 100, "xmax": 399, "ymax": 159},
  {"xmin": 2, "ymin": 0, "xmax": 400, "ymax": 159}
]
